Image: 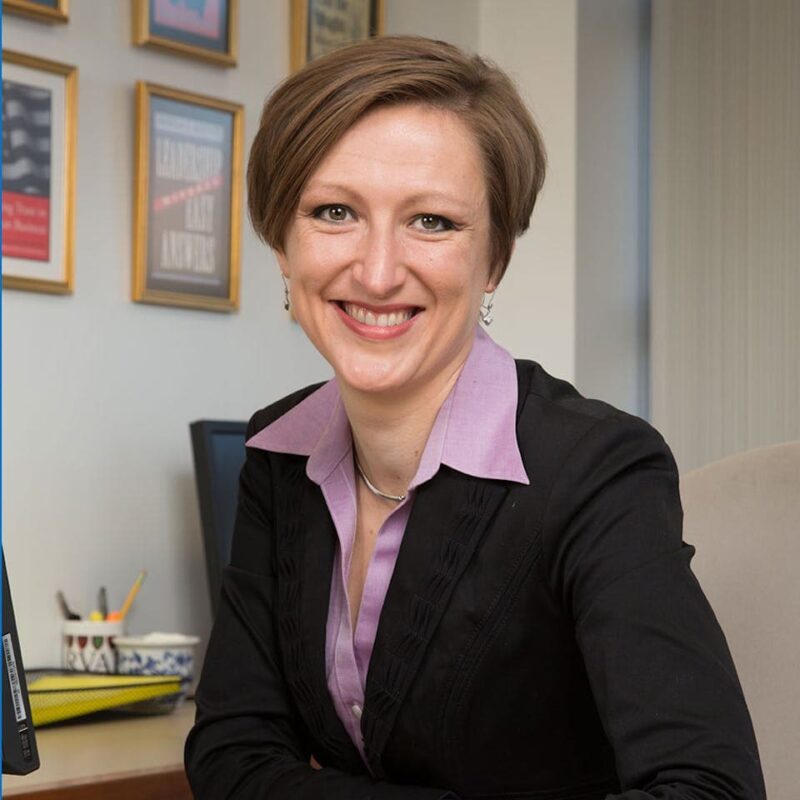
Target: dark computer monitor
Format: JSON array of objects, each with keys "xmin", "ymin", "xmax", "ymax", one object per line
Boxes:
[
  {"xmin": 2, "ymin": 552, "xmax": 39, "ymax": 775},
  {"xmin": 190, "ymin": 420, "xmax": 248, "ymax": 617}
]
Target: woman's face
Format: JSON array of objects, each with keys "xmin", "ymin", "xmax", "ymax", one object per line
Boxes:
[{"xmin": 276, "ymin": 103, "xmax": 496, "ymax": 399}]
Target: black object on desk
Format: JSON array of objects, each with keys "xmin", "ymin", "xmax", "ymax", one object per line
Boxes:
[
  {"xmin": 2, "ymin": 551, "xmax": 40, "ymax": 775},
  {"xmin": 190, "ymin": 420, "xmax": 248, "ymax": 618}
]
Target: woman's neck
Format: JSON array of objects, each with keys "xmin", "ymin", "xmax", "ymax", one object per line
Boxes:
[{"xmin": 340, "ymin": 361, "xmax": 467, "ymax": 499}]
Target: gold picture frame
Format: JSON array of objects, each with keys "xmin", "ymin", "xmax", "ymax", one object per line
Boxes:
[
  {"xmin": 2, "ymin": 51, "xmax": 76, "ymax": 294},
  {"xmin": 3, "ymin": 0, "xmax": 68, "ymax": 24},
  {"xmin": 133, "ymin": 82, "xmax": 243, "ymax": 312},
  {"xmin": 290, "ymin": 0, "xmax": 384, "ymax": 72},
  {"xmin": 132, "ymin": 0, "xmax": 238, "ymax": 67}
]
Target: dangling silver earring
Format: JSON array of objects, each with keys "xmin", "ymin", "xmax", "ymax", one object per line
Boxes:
[
  {"xmin": 282, "ymin": 275, "xmax": 290, "ymax": 311},
  {"xmin": 479, "ymin": 292, "xmax": 495, "ymax": 326}
]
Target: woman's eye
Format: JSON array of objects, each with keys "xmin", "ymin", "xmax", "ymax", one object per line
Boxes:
[
  {"xmin": 313, "ymin": 205, "xmax": 353, "ymax": 223},
  {"xmin": 413, "ymin": 214, "xmax": 455, "ymax": 233}
]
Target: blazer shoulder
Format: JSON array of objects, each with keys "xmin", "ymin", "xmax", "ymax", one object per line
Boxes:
[
  {"xmin": 513, "ymin": 358, "xmax": 672, "ymax": 470},
  {"xmin": 515, "ymin": 358, "xmax": 624, "ymax": 424},
  {"xmin": 246, "ymin": 381, "xmax": 328, "ymax": 438}
]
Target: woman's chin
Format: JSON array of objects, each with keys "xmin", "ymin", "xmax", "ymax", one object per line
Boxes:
[{"xmin": 332, "ymin": 358, "xmax": 416, "ymax": 398}]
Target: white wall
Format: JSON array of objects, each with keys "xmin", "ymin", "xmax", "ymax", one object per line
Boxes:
[
  {"xmin": 3, "ymin": 0, "xmax": 331, "ymax": 668},
  {"xmin": 385, "ymin": 0, "xmax": 480, "ymax": 53},
  {"xmin": 478, "ymin": 0, "xmax": 579, "ymax": 382}
]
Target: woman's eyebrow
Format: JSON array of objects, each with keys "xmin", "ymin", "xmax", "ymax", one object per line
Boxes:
[
  {"xmin": 401, "ymin": 191, "xmax": 476, "ymax": 213},
  {"xmin": 300, "ymin": 181, "xmax": 363, "ymax": 201},
  {"xmin": 302, "ymin": 183, "xmax": 476, "ymax": 214}
]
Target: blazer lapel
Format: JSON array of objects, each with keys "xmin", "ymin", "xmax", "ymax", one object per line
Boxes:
[
  {"xmin": 361, "ymin": 467, "xmax": 509, "ymax": 777},
  {"xmin": 274, "ymin": 460, "xmax": 364, "ymax": 771}
]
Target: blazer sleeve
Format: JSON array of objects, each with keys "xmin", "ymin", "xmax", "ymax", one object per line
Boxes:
[
  {"xmin": 541, "ymin": 414, "xmax": 766, "ymax": 799},
  {"xmin": 184, "ymin": 419, "xmax": 458, "ymax": 800}
]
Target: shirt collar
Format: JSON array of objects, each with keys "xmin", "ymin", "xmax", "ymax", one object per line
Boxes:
[{"xmin": 246, "ymin": 326, "xmax": 529, "ymax": 487}]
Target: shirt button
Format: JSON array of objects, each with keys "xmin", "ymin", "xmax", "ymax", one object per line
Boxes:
[{"xmin": 351, "ymin": 703, "xmax": 362, "ymax": 719}]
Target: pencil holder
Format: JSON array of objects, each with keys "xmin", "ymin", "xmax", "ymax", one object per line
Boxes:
[{"xmin": 62, "ymin": 620, "xmax": 125, "ymax": 673}]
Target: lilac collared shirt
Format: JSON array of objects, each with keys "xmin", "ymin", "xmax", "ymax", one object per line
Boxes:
[{"xmin": 247, "ymin": 326, "xmax": 529, "ymax": 765}]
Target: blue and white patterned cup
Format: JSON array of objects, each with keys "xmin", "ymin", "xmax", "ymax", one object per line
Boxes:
[{"xmin": 114, "ymin": 633, "xmax": 200, "ymax": 711}]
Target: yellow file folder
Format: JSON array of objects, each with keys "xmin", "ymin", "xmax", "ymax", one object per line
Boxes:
[{"xmin": 27, "ymin": 672, "xmax": 182, "ymax": 726}]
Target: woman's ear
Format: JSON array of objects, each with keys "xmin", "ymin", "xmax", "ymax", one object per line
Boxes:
[
  {"xmin": 487, "ymin": 242, "xmax": 514, "ymax": 291},
  {"xmin": 485, "ymin": 263, "xmax": 499, "ymax": 294},
  {"xmin": 274, "ymin": 248, "xmax": 289, "ymax": 278},
  {"xmin": 485, "ymin": 266, "xmax": 500, "ymax": 294}
]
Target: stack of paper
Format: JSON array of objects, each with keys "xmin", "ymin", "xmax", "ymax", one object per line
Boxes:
[{"xmin": 27, "ymin": 672, "xmax": 182, "ymax": 726}]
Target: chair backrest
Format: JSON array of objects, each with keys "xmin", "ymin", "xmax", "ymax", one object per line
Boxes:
[
  {"xmin": 680, "ymin": 441, "xmax": 800, "ymax": 800},
  {"xmin": 190, "ymin": 420, "xmax": 248, "ymax": 618}
]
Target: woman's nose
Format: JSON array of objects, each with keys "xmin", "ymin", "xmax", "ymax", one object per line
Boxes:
[{"xmin": 351, "ymin": 223, "xmax": 405, "ymax": 297}]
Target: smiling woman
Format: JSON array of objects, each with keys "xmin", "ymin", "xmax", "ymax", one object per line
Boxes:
[{"xmin": 185, "ymin": 36, "xmax": 766, "ymax": 800}]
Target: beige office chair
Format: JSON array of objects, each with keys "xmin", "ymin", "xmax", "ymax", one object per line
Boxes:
[{"xmin": 681, "ymin": 441, "xmax": 800, "ymax": 800}]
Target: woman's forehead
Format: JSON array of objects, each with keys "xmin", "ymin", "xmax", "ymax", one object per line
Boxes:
[{"xmin": 303, "ymin": 104, "xmax": 487, "ymax": 202}]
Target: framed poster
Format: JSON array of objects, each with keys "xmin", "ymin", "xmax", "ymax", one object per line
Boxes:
[
  {"xmin": 290, "ymin": 0, "xmax": 384, "ymax": 71},
  {"xmin": 132, "ymin": 82, "xmax": 243, "ymax": 312},
  {"xmin": 2, "ymin": 51, "xmax": 76, "ymax": 294},
  {"xmin": 3, "ymin": 0, "xmax": 68, "ymax": 23},
  {"xmin": 132, "ymin": 0, "xmax": 238, "ymax": 67}
]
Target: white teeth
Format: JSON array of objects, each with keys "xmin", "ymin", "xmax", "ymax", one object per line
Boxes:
[{"xmin": 342, "ymin": 303, "xmax": 414, "ymax": 327}]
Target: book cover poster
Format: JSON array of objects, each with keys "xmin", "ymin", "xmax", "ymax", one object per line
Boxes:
[
  {"xmin": 2, "ymin": 80, "xmax": 52, "ymax": 262},
  {"xmin": 1, "ymin": 54, "xmax": 73, "ymax": 293},
  {"xmin": 146, "ymin": 95, "xmax": 233, "ymax": 299}
]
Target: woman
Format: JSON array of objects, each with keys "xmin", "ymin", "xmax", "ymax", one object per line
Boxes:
[{"xmin": 185, "ymin": 36, "xmax": 765, "ymax": 799}]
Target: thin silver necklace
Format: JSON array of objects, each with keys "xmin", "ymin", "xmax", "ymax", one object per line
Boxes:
[{"xmin": 354, "ymin": 458, "xmax": 406, "ymax": 503}]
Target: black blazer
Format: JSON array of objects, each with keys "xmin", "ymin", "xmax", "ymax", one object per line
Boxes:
[{"xmin": 185, "ymin": 359, "xmax": 765, "ymax": 799}]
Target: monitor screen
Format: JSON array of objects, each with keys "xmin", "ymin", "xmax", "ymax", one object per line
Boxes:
[{"xmin": 190, "ymin": 420, "xmax": 248, "ymax": 617}]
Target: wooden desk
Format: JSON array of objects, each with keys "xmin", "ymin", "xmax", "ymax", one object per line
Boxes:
[{"xmin": 2, "ymin": 702, "xmax": 195, "ymax": 799}]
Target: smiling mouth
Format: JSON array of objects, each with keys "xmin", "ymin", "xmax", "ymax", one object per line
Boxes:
[{"xmin": 338, "ymin": 302, "xmax": 420, "ymax": 328}]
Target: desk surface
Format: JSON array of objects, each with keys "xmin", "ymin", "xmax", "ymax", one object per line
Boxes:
[{"xmin": 3, "ymin": 701, "xmax": 195, "ymax": 798}]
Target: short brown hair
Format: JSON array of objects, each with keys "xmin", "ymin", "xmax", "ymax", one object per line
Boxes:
[{"xmin": 247, "ymin": 35, "xmax": 546, "ymax": 280}]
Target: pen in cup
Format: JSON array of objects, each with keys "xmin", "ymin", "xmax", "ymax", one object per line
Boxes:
[
  {"xmin": 107, "ymin": 570, "xmax": 147, "ymax": 622},
  {"xmin": 98, "ymin": 586, "xmax": 108, "ymax": 620},
  {"xmin": 56, "ymin": 590, "xmax": 81, "ymax": 621}
]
